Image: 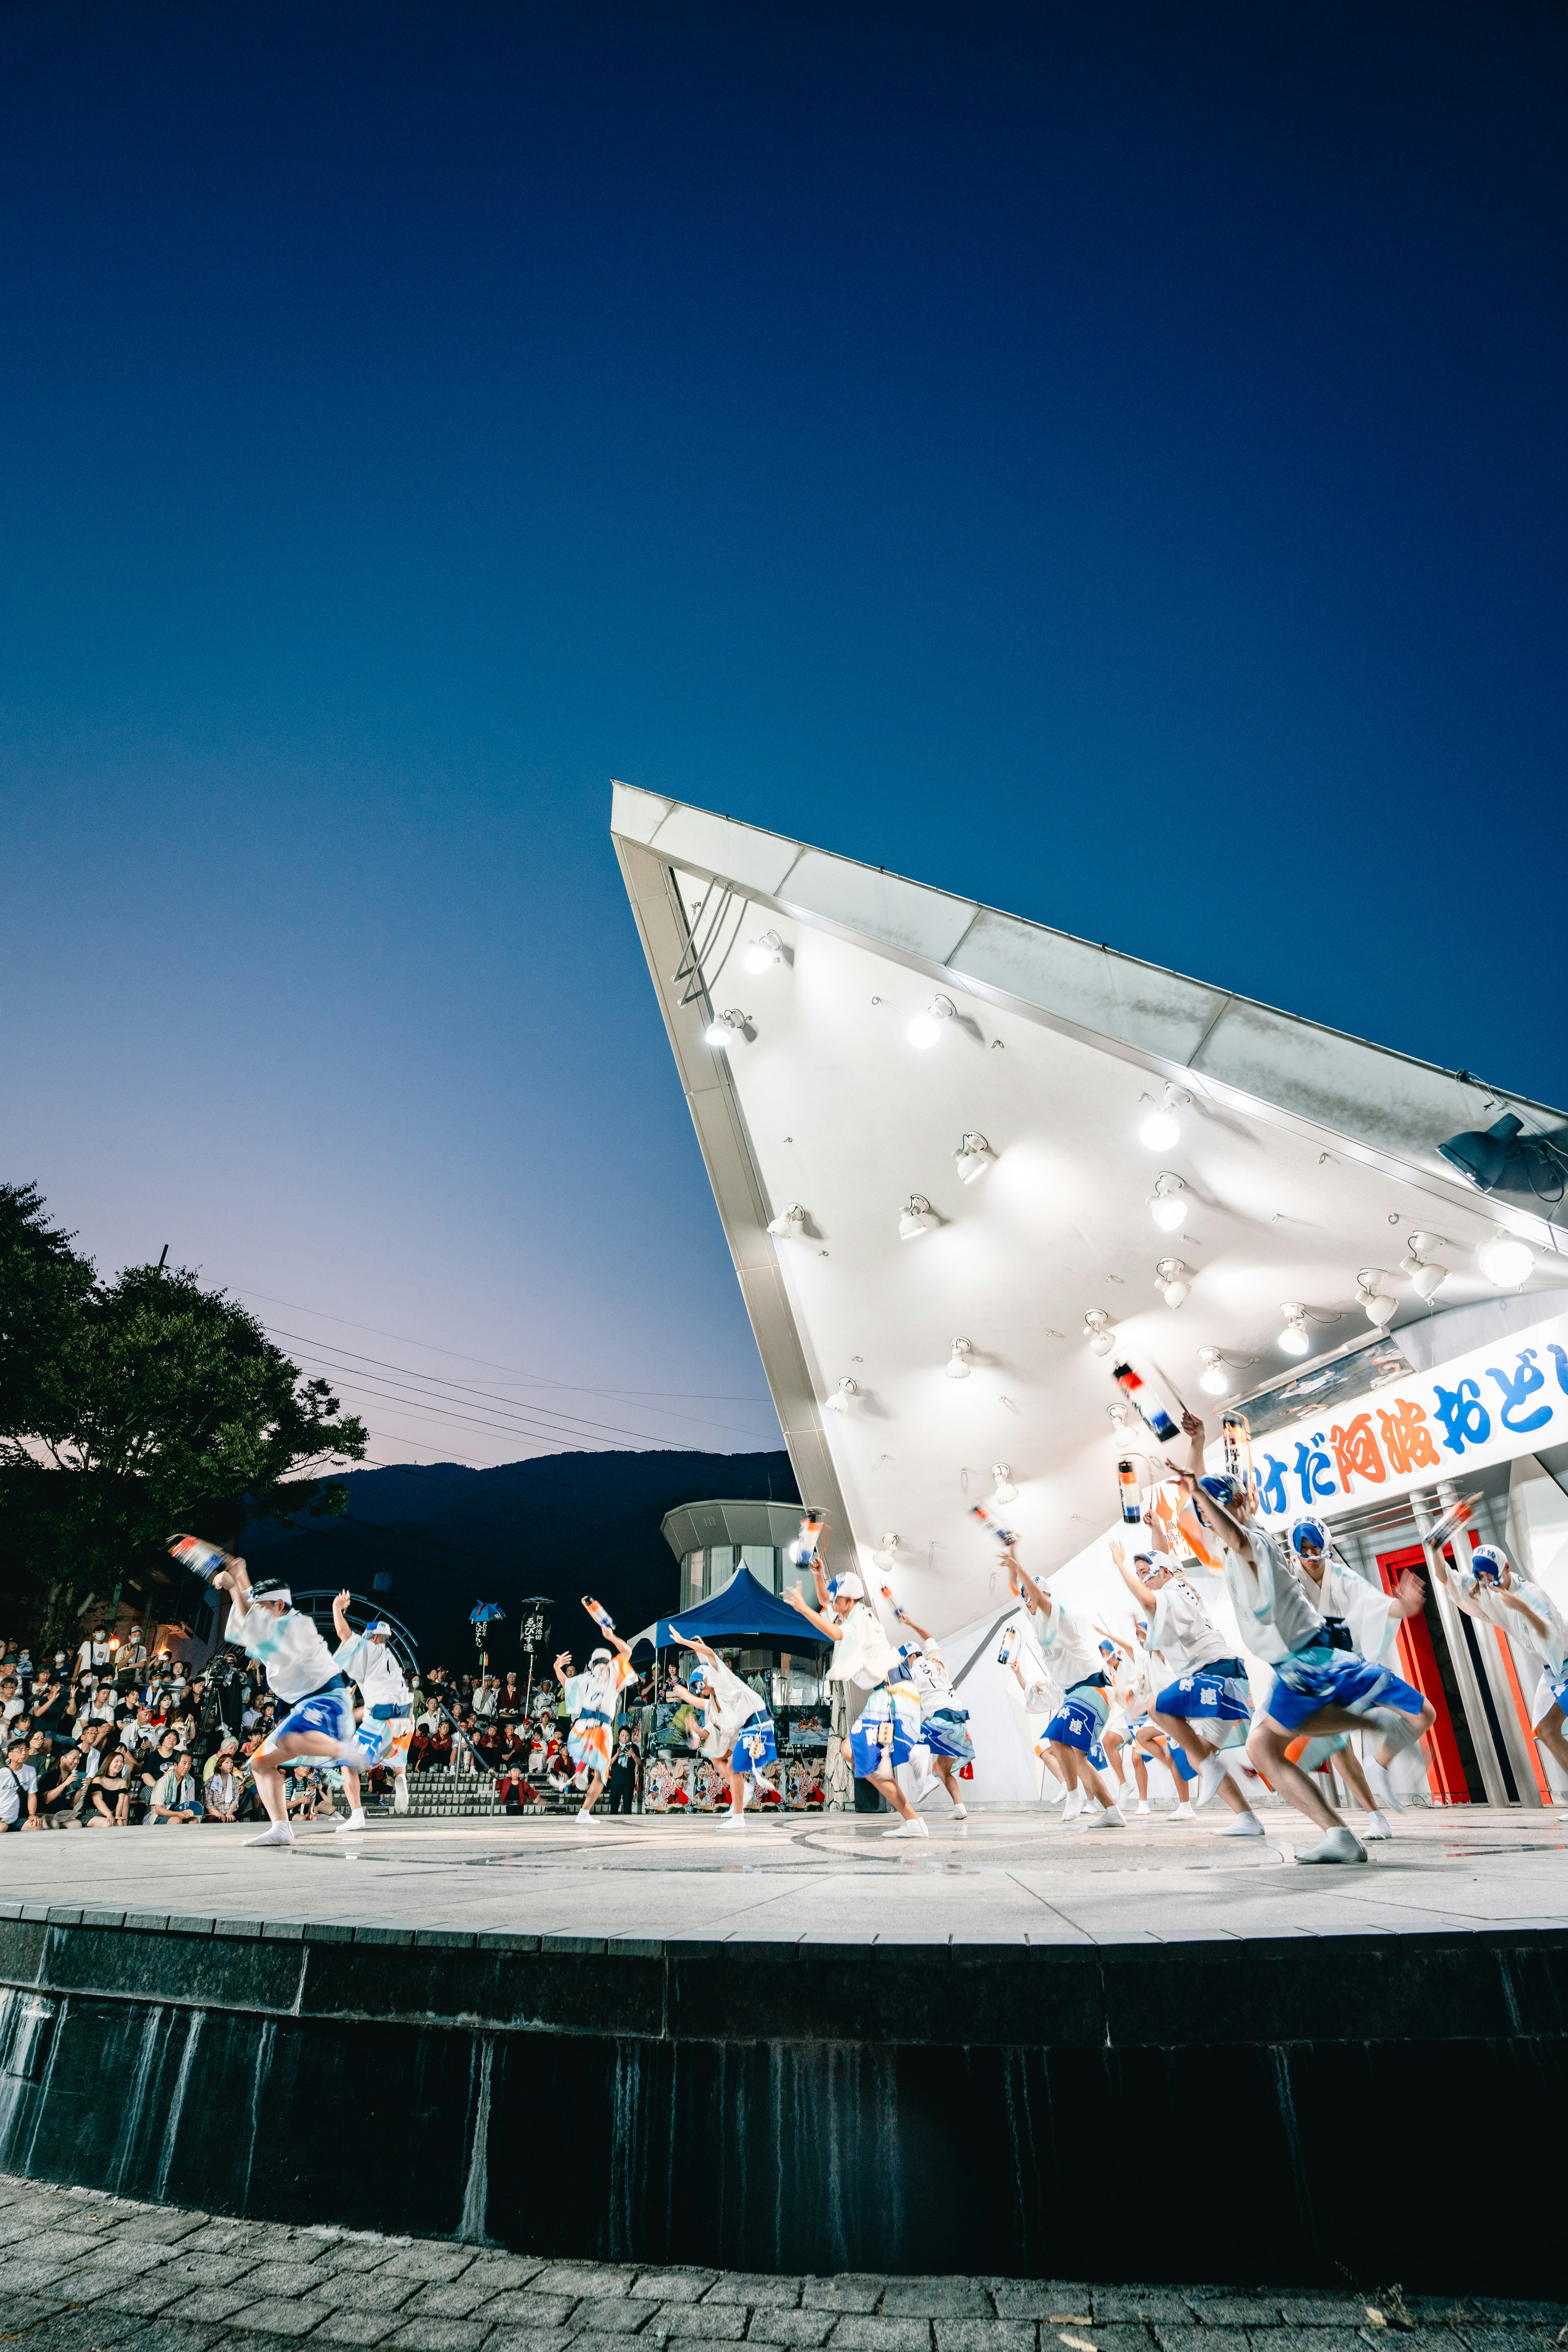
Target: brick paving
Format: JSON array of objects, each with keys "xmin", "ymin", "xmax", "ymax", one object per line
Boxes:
[{"xmin": 0, "ymin": 2177, "xmax": 1560, "ymax": 2352}]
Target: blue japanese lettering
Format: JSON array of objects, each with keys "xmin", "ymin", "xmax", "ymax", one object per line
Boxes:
[
  {"xmin": 1486, "ymin": 1348, "xmax": 1553, "ymax": 1435},
  {"xmin": 1257, "ymin": 1453, "xmax": 1289, "ymax": 1516},
  {"xmin": 1549, "ymin": 1343, "xmax": 1568, "ymax": 1399},
  {"xmin": 1293, "ymin": 1436, "xmax": 1338, "ymax": 1505},
  {"xmin": 1433, "ymin": 1377, "xmax": 1491, "ymax": 1457}
]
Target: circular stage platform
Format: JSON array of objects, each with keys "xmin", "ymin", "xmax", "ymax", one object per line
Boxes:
[{"xmin": 2, "ymin": 1808, "xmax": 1566, "ymax": 2297}]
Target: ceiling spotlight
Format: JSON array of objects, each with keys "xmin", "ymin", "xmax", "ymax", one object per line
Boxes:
[
  {"xmin": 1399, "ymin": 1232, "xmax": 1450, "ymax": 1301},
  {"xmin": 1154, "ymin": 1256, "xmax": 1190, "ymax": 1310},
  {"xmin": 954, "ymin": 1131, "xmax": 995, "ymax": 1183},
  {"xmin": 704, "ymin": 1009, "xmax": 748, "ymax": 1049},
  {"xmin": 908, "ymin": 996, "xmax": 957, "ymax": 1049},
  {"xmin": 898, "ymin": 1194, "xmax": 934, "ymax": 1241},
  {"xmin": 766, "ymin": 1203, "xmax": 807, "ymax": 1240},
  {"xmin": 1278, "ymin": 1303, "xmax": 1312, "ymax": 1356},
  {"xmin": 991, "ymin": 1463, "xmax": 1018, "ymax": 1505},
  {"xmin": 945, "ymin": 1338, "xmax": 974, "ymax": 1381},
  {"xmin": 743, "ymin": 929, "xmax": 784, "ymax": 976},
  {"xmin": 1139, "ymin": 1086, "xmax": 1190, "ymax": 1153},
  {"xmin": 1107, "ymin": 1400, "xmax": 1131, "ymax": 1428},
  {"xmin": 880, "ymin": 1532, "xmax": 901, "ymax": 1552},
  {"xmin": 1478, "ymin": 1229, "xmax": 1534, "ymax": 1289},
  {"xmin": 1197, "ymin": 1344, "xmax": 1257, "ymax": 1397},
  {"xmin": 1148, "ymin": 1172, "xmax": 1187, "ymax": 1232},
  {"xmin": 1356, "ymin": 1270, "xmax": 1399, "ymax": 1328},
  {"xmin": 823, "ymin": 1377, "xmax": 860, "ymax": 1415},
  {"xmin": 1084, "ymin": 1309, "xmax": 1115, "ymax": 1358}
]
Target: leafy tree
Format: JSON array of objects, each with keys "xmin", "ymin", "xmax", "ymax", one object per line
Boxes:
[{"xmin": 0, "ymin": 1183, "xmax": 368, "ymax": 1648}]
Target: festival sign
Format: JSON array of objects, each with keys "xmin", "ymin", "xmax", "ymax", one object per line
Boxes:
[{"xmin": 1229, "ymin": 1310, "xmax": 1568, "ymax": 1526}]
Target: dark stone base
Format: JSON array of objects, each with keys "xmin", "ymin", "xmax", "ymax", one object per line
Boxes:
[{"xmin": 2, "ymin": 1912, "xmax": 1564, "ymax": 2294}]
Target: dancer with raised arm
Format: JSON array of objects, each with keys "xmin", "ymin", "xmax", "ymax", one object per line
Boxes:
[
  {"xmin": 555, "ymin": 1599, "xmax": 636, "ymax": 1826},
  {"xmin": 1002, "ymin": 1540, "xmax": 1125, "ymax": 1829},
  {"xmin": 784, "ymin": 1561, "xmax": 927, "ymax": 1837},
  {"xmin": 880, "ymin": 1586, "xmax": 975, "ymax": 1818},
  {"xmin": 1110, "ymin": 1536, "xmax": 1260, "ymax": 1835},
  {"xmin": 1433, "ymin": 1541, "xmax": 1568, "ymax": 1804},
  {"xmin": 1179, "ymin": 1473, "xmax": 1434, "ymax": 1864},
  {"xmin": 667, "ymin": 1631, "xmax": 779, "ymax": 1831},
  {"xmin": 331, "ymin": 1591, "xmax": 416, "ymax": 1822},
  {"xmin": 169, "ymin": 1539, "xmax": 380, "ymax": 1848}
]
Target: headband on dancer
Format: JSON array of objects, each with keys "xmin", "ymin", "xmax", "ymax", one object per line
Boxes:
[
  {"xmin": 1198, "ymin": 1473, "xmax": 1239, "ymax": 1507},
  {"xmin": 828, "ymin": 1572, "xmax": 865, "ymax": 1601},
  {"xmin": 589, "ymin": 1646, "xmax": 612, "ymax": 1664},
  {"xmin": 1134, "ymin": 1548, "xmax": 1176, "ymax": 1577},
  {"xmin": 1289, "ymin": 1517, "xmax": 1328, "ymax": 1559},
  {"xmin": 1470, "ymin": 1545, "xmax": 1508, "ymax": 1584},
  {"xmin": 366, "ymin": 1621, "xmax": 392, "ymax": 1637},
  {"xmin": 687, "ymin": 1664, "xmax": 708, "ymax": 1692},
  {"xmin": 249, "ymin": 1576, "xmax": 292, "ymax": 1605}
]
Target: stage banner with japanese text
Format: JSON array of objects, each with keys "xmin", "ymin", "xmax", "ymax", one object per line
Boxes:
[{"xmin": 1225, "ymin": 1311, "xmax": 1568, "ymax": 1526}]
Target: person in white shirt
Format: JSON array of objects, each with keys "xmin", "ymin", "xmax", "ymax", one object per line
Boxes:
[
  {"xmin": 880, "ymin": 1588, "xmax": 975, "ymax": 1819},
  {"xmin": 1003, "ymin": 1543, "xmax": 1125, "ymax": 1829},
  {"xmin": 1182, "ymin": 1475, "xmax": 1432, "ymax": 1865},
  {"xmin": 175, "ymin": 1544, "xmax": 381, "ymax": 1849},
  {"xmin": 1111, "ymin": 1535, "xmax": 1261, "ymax": 1836},
  {"xmin": 332, "ymin": 1592, "xmax": 416, "ymax": 1821},
  {"xmin": 1434, "ymin": 1542, "xmax": 1568, "ymax": 1804},
  {"xmin": 668, "ymin": 1632, "xmax": 779, "ymax": 1831},
  {"xmin": 76, "ymin": 1635, "xmax": 113, "ymax": 1677},
  {"xmin": 785, "ymin": 1565, "xmax": 928, "ymax": 1839}
]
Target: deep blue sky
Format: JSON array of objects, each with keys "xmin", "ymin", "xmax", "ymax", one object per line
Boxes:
[{"xmin": 2, "ymin": 1, "xmax": 1564, "ymax": 1467}]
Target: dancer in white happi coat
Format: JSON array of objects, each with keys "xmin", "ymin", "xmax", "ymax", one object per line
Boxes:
[
  {"xmin": 1003, "ymin": 1541, "xmax": 1125, "ymax": 1829},
  {"xmin": 331, "ymin": 1592, "xmax": 415, "ymax": 1820},
  {"xmin": 1434, "ymin": 1542, "xmax": 1568, "ymax": 1804},
  {"xmin": 1111, "ymin": 1536, "xmax": 1261, "ymax": 1836},
  {"xmin": 668, "ymin": 1632, "xmax": 780, "ymax": 1830},
  {"xmin": 999, "ymin": 1626, "xmax": 1069, "ymax": 1805},
  {"xmin": 785, "ymin": 1565, "xmax": 927, "ymax": 1836},
  {"xmin": 173, "ymin": 1546, "xmax": 381, "ymax": 1847},
  {"xmin": 879, "ymin": 1588, "xmax": 975, "ymax": 1818},
  {"xmin": 1096, "ymin": 1615, "xmax": 1182, "ymax": 1815}
]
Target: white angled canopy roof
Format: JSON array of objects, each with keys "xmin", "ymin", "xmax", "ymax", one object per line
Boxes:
[{"xmin": 612, "ymin": 784, "xmax": 1567, "ymax": 1631}]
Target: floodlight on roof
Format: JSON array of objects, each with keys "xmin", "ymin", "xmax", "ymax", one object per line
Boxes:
[
  {"xmin": 908, "ymin": 996, "xmax": 956, "ymax": 1049},
  {"xmin": 954, "ymin": 1131, "xmax": 995, "ymax": 1182},
  {"xmin": 1356, "ymin": 1270, "xmax": 1399, "ymax": 1327},
  {"xmin": 1478, "ymin": 1229, "xmax": 1534, "ymax": 1288},
  {"xmin": 744, "ymin": 929, "xmax": 784, "ymax": 975},
  {"xmin": 945, "ymin": 1338, "xmax": 974, "ymax": 1381},
  {"xmin": 1399, "ymin": 1233, "xmax": 1449, "ymax": 1300},
  {"xmin": 767, "ymin": 1203, "xmax": 808, "ymax": 1239},
  {"xmin": 1278, "ymin": 1303, "xmax": 1311, "ymax": 1356},
  {"xmin": 991, "ymin": 1463, "xmax": 1018, "ymax": 1504},
  {"xmin": 898, "ymin": 1195, "xmax": 934, "ymax": 1241},
  {"xmin": 1154, "ymin": 1256, "xmax": 1190, "ymax": 1309},
  {"xmin": 1084, "ymin": 1309, "xmax": 1115, "ymax": 1357},
  {"xmin": 1139, "ymin": 1086, "xmax": 1189, "ymax": 1153},
  {"xmin": 704, "ymin": 1008, "xmax": 748, "ymax": 1049},
  {"xmin": 823, "ymin": 1377, "xmax": 859, "ymax": 1415},
  {"xmin": 1148, "ymin": 1172, "xmax": 1187, "ymax": 1232},
  {"xmin": 1198, "ymin": 1345, "xmax": 1257, "ymax": 1397}
]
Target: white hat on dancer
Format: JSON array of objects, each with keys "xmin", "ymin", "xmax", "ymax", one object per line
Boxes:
[{"xmin": 828, "ymin": 1572, "xmax": 865, "ymax": 1601}]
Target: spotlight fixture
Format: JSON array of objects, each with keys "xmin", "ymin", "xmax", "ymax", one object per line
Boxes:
[
  {"xmin": 704, "ymin": 1008, "xmax": 748, "ymax": 1049},
  {"xmin": 1148, "ymin": 1172, "xmax": 1187, "ymax": 1232},
  {"xmin": 1107, "ymin": 1400, "xmax": 1131, "ymax": 1428},
  {"xmin": 1154, "ymin": 1256, "xmax": 1191, "ymax": 1310},
  {"xmin": 1278, "ymin": 1303, "xmax": 1311, "ymax": 1357},
  {"xmin": 766, "ymin": 1203, "xmax": 808, "ymax": 1240},
  {"xmin": 1478, "ymin": 1229, "xmax": 1534, "ymax": 1289},
  {"xmin": 880, "ymin": 1532, "xmax": 902, "ymax": 1552},
  {"xmin": 823, "ymin": 1377, "xmax": 860, "ymax": 1415},
  {"xmin": 1355, "ymin": 1270, "xmax": 1399, "ymax": 1328},
  {"xmin": 991, "ymin": 1463, "xmax": 1018, "ymax": 1505},
  {"xmin": 898, "ymin": 1194, "xmax": 935, "ymax": 1241},
  {"xmin": 1399, "ymin": 1232, "xmax": 1450, "ymax": 1301},
  {"xmin": 1197, "ymin": 1345, "xmax": 1257, "ymax": 1397},
  {"xmin": 1083, "ymin": 1309, "xmax": 1115, "ymax": 1358},
  {"xmin": 743, "ymin": 929, "xmax": 784, "ymax": 976},
  {"xmin": 908, "ymin": 996, "xmax": 957, "ymax": 1049},
  {"xmin": 1139, "ymin": 1086, "xmax": 1190, "ymax": 1153},
  {"xmin": 1438, "ymin": 1112, "xmax": 1568, "ymax": 1200},
  {"xmin": 954, "ymin": 1131, "xmax": 995, "ymax": 1183},
  {"xmin": 945, "ymin": 1338, "xmax": 974, "ymax": 1381}
]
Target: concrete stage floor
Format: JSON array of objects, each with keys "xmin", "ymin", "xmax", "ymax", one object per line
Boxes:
[{"xmin": 4, "ymin": 1804, "xmax": 1567, "ymax": 1947}]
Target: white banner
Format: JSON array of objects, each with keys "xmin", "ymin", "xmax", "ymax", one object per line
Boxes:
[{"xmin": 1228, "ymin": 1310, "xmax": 1568, "ymax": 1526}]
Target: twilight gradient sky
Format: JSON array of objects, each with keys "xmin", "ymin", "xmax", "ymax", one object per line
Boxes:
[{"xmin": 2, "ymin": 2, "xmax": 1565, "ymax": 1469}]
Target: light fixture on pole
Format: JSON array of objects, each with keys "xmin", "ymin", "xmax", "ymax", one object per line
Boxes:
[
  {"xmin": 1278, "ymin": 1303, "xmax": 1312, "ymax": 1356},
  {"xmin": 1197, "ymin": 1345, "xmax": 1257, "ymax": 1397},
  {"xmin": 1477, "ymin": 1229, "xmax": 1534, "ymax": 1289},
  {"xmin": 953, "ymin": 1131, "xmax": 995, "ymax": 1183},
  {"xmin": 823, "ymin": 1377, "xmax": 860, "ymax": 1415},
  {"xmin": 898, "ymin": 1194, "xmax": 935, "ymax": 1241},
  {"xmin": 704, "ymin": 1008, "xmax": 748, "ymax": 1049},
  {"xmin": 945, "ymin": 1338, "xmax": 974, "ymax": 1381},
  {"xmin": 744, "ymin": 929, "xmax": 784, "ymax": 975},
  {"xmin": 1083, "ymin": 1309, "xmax": 1115, "ymax": 1358},
  {"xmin": 990, "ymin": 1463, "xmax": 1018, "ymax": 1505},
  {"xmin": 908, "ymin": 996, "xmax": 957, "ymax": 1049},
  {"xmin": 1148, "ymin": 1172, "xmax": 1187, "ymax": 1232},
  {"xmin": 766, "ymin": 1203, "xmax": 808, "ymax": 1240},
  {"xmin": 1139, "ymin": 1086, "xmax": 1190, "ymax": 1152},
  {"xmin": 1355, "ymin": 1270, "xmax": 1399, "ymax": 1327},
  {"xmin": 1154, "ymin": 1256, "xmax": 1191, "ymax": 1309}
]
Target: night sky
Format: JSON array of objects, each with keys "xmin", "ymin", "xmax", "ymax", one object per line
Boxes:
[{"xmin": 3, "ymin": 2, "xmax": 1564, "ymax": 1469}]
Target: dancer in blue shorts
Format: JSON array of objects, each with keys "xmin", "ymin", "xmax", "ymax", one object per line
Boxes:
[
  {"xmin": 669, "ymin": 1631, "xmax": 780, "ymax": 1831},
  {"xmin": 1179, "ymin": 1473, "xmax": 1434, "ymax": 1864},
  {"xmin": 1002, "ymin": 1541, "xmax": 1125, "ymax": 1829},
  {"xmin": 785, "ymin": 1566, "xmax": 927, "ymax": 1838},
  {"xmin": 879, "ymin": 1587, "xmax": 975, "ymax": 1818}
]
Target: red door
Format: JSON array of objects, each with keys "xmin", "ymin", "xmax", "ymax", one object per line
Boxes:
[{"xmin": 1375, "ymin": 1544, "xmax": 1472, "ymax": 1804}]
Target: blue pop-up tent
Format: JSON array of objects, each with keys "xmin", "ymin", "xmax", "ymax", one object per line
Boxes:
[{"xmin": 630, "ymin": 1565, "xmax": 826, "ymax": 1653}]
